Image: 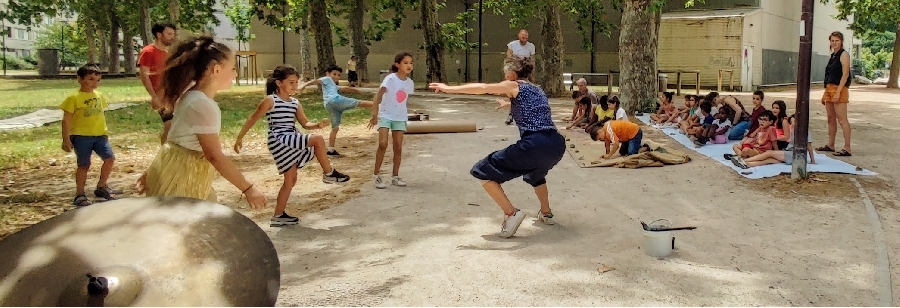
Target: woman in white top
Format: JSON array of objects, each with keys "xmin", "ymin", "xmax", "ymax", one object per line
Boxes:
[{"xmin": 136, "ymin": 36, "xmax": 267, "ymax": 210}]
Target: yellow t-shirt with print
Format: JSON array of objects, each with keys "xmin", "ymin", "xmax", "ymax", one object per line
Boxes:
[
  {"xmin": 595, "ymin": 107, "xmax": 615, "ymax": 121},
  {"xmin": 60, "ymin": 90, "xmax": 109, "ymax": 136}
]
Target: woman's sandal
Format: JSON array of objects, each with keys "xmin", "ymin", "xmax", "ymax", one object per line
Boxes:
[
  {"xmin": 73, "ymin": 194, "xmax": 93, "ymax": 207},
  {"xmin": 833, "ymin": 149, "xmax": 852, "ymax": 156},
  {"xmin": 815, "ymin": 145, "xmax": 835, "ymax": 152}
]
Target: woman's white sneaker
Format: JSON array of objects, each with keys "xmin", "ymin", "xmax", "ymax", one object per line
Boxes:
[
  {"xmin": 498, "ymin": 209, "xmax": 526, "ymax": 238},
  {"xmin": 374, "ymin": 175, "xmax": 387, "ymax": 189},
  {"xmin": 391, "ymin": 176, "xmax": 407, "ymax": 187}
]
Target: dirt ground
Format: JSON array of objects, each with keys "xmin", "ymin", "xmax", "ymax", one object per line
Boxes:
[{"xmin": 2, "ymin": 85, "xmax": 900, "ymax": 305}]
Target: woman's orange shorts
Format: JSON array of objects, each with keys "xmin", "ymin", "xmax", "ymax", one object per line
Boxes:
[{"xmin": 822, "ymin": 84, "xmax": 849, "ymax": 103}]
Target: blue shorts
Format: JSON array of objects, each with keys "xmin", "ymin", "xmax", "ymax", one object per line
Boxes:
[
  {"xmin": 618, "ymin": 128, "xmax": 643, "ymax": 156},
  {"xmin": 471, "ymin": 130, "xmax": 565, "ymax": 187},
  {"xmin": 71, "ymin": 135, "xmax": 115, "ymax": 167},
  {"xmin": 324, "ymin": 95, "xmax": 360, "ymax": 128},
  {"xmin": 378, "ymin": 118, "xmax": 407, "ymax": 131}
]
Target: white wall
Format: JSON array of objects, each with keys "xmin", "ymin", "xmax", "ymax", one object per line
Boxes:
[{"xmin": 760, "ymin": 0, "xmax": 854, "ymax": 54}]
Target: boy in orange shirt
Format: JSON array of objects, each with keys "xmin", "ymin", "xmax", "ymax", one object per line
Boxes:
[{"xmin": 590, "ymin": 119, "xmax": 645, "ymax": 159}]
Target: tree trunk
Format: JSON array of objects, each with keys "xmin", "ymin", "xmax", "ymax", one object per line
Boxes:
[
  {"xmin": 298, "ymin": 12, "xmax": 315, "ymax": 81},
  {"xmin": 139, "ymin": 0, "xmax": 152, "ymax": 45},
  {"xmin": 618, "ymin": 0, "xmax": 660, "ymax": 114},
  {"xmin": 308, "ymin": 0, "xmax": 336, "ymax": 75},
  {"xmin": 84, "ymin": 19, "xmax": 98, "ymax": 65},
  {"xmin": 420, "ymin": 0, "xmax": 446, "ymax": 83},
  {"xmin": 349, "ymin": 0, "xmax": 369, "ymax": 84},
  {"xmin": 887, "ymin": 25, "xmax": 899, "ymax": 89},
  {"xmin": 168, "ymin": 0, "xmax": 180, "ymax": 26},
  {"xmin": 123, "ymin": 26, "xmax": 136, "ymax": 74},
  {"xmin": 539, "ymin": 3, "xmax": 565, "ymax": 97},
  {"xmin": 99, "ymin": 30, "xmax": 110, "ymax": 70},
  {"xmin": 108, "ymin": 13, "xmax": 122, "ymax": 74}
]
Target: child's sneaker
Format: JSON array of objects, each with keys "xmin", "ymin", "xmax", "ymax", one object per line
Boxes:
[
  {"xmin": 270, "ymin": 212, "xmax": 299, "ymax": 226},
  {"xmin": 723, "ymin": 153, "xmax": 734, "ymax": 160},
  {"xmin": 323, "ymin": 169, "xmax": 350, "ymax": 183},
  {"xmin": 374, "ymin": 175, "xmax": 387, "ymax": 189},
  {"xmin": 537, "ymin": 210, "xmax": 555, "ymax": 225},
  {"xmin": 93, "ymin": 186, "xmax": 117, "ymax": 201},
  {"xmin": 326, "ymin": 149, "xmax": 341, "ymax": 156},
  {"xmin": 391, "ymin": 176, "xmax": 407, "ymax": 187},
  {"xmin": 498, "ymin": 209, "xmax": 526, "ymax": 238}
]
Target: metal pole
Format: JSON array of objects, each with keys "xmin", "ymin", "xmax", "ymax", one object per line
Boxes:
[
  {"xmin": 2, "ymin": 14, "xmax": 6, "ymax": 76},
  {"xmin": 477, "ymin": 0, "xmax": 482, "ymax": 82},
  {"xmin": 792, "ymin": 0, "xmax": 814, "ymax": 179}
]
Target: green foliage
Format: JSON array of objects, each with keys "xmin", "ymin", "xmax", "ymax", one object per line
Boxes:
[
  {"xmin": 438, "ymin": 7, "xmax": 480, "ymax": 53},
  {"xmin": 0, "ymin": 56, "xmax": 36, "ymax": 70},
  {"xmin": 858, "ymin": 46, "xmax": 892, "ymax": 78},
  {"xmin": 225, "ymin": 0, "xmax": 257, "ymax": 49},
  {"xmin": 828, "ymin": 0, "xmax": 900, "ymax": 35},
  {"xmin": 33, "ymin": 23, "xmax": 89, "ymax": 66},
  {"xmin": 862, "ymin": 31, "xmax": 896, "ymax": 54}
]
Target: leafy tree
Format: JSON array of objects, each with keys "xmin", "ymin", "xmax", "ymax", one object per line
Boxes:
[
  {"xmin": 225, "ymin": 0, "xmax": 257, "ymax": 50},
  {"xmin": 33, "ymin": 23, "xmax": 88, "ymax": 65},
  {"xmin": 828, "ymin": 0, "xmax": 900, "ymax": 88},
  {"xmin": 862, "ymin": 31, "xmax": 895, "ymax": 54}
]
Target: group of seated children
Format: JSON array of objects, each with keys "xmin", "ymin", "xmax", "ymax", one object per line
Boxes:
[
  {"xmin": 564, "ymin": 91, "xmax": 626, "ymax": 130},
  {"xmin": 655, "ymin": 91, "xmax": 816, "ymax": 169}
]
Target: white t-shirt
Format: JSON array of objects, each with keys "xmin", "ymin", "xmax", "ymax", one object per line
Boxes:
[
  {"xmin": 507, "ymin": 41, "xmax": 536, "ymax": 58},
  {"xmin": 712, "ymin": 118, "xmax": 732, "ymax": 135},
  {"xmin": 166, "ymin": 90, "xmax": 222, "ymax": 151},
  {"xmin": 378, "ymin": 73, "xmax": 415, "ymax": 121},
  {"xmin": 615, "ymin": 108, "xmax": 627, "ymax": 121}
]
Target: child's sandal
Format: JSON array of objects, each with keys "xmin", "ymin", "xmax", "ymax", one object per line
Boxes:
[
  {"xmin": 94, "ymin": 186, "xmax": 118, "ymax": 201},
  {"xmin": 73, "ymin": 194, "xmax": 93, "ymax": 207}
]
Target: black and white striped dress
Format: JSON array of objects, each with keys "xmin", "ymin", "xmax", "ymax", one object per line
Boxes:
[{"xmin": 266, "ymin": 94, "xmax": 316, "ymax": 174}]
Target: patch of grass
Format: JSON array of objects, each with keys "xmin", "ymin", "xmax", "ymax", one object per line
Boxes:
[
  {"xmin": 0, "ymin": 78, "xmax": 151, "ymax": 118},
  {"xmin": 0, "ymin": 82, "xmax": 375, "ymax": 170}
]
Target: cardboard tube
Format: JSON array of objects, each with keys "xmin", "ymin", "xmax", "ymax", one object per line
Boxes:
[{"xmin": 406, "ymin": 120, "xmax": 477, "ymax": 134}]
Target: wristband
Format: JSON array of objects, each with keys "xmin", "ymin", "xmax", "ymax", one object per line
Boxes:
[{"xmin": 242, "ymin": 184, "xmax": 254, "ymax": 194}]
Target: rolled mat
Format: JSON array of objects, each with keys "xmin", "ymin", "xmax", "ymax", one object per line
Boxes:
[{"xmin": 406, "ymin": 120, "xmax": 477, "ymax": 134}]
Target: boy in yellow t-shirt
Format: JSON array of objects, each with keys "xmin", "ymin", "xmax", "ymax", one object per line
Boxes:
[{"xmin": 60, "ymin": 65, "xmax": 117, "ymax": 207}]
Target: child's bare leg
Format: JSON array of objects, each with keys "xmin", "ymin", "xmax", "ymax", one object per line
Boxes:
[
  {"xmin": 391, "ymin": 130, "xmax": 404, "ymax": 176},
  {"xmin": 374, "ymin": 128, "xmax": 389, "ymax": 175},
  {"xmin": 482, "ymin": 180, "xmax": 516, "ymax": 215},
  {"xmin": 534, "ymin": 183, "xmax": 551, "ymax": 215},
  {"xmin": 329, "ymin": 127, "xmax": 339, "ymax": 149},
  {"xmin": 650, "ymin": 114, "xmax": 660, "ymax": 122},
  {"xmin": 745, "ymin": 150, "xmax": 781, "ymax": 163},
  {"xmin": 357, "ymin": 100, "xmax": 374, "ymax": 108},
  {"xmin": 75, "ymin": 166, "xmax": 89, "ymax": 195},
  {"xmin": 309, "ymin": 135, "xmax": 335, "ymax": 174},
  {"xmin": 98, "ymin": 157, "xmax": 115, "ymax": 188},
  {"xmin": 275, "ymin": 166, "xmax": 298, "ymax": 216},
  {"xmin": 747, "ymin": 158, "xmax": 782, "ymax": 167},
  {"xmin": 732, "ymin": 144, "xmax": 742, "ymax": 155},
  {"xmin": 704, "ymin": 125, "xmax": 719, "ymax": 139},
  {"xmin": 160, "ymin": 121, "xmax": 172, "ymax": 144}
]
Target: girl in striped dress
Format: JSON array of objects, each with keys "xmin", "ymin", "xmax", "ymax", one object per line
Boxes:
[{"xmin": 234, "ymin": 65, "xmax": 350, "ymax": 226}]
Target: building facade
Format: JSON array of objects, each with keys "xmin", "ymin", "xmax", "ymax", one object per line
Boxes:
[{"xmin": 249, "ymin": 0, "xmax": 854, "ymax": 90}]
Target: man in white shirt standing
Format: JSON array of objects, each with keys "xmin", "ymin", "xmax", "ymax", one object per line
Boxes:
[{"xmin": 504, "ymin": 29, "xmax": 536, "ymax": 125}]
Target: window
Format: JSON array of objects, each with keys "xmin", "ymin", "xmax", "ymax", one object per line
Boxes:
[
  {"xmin": 21, "ymin": 49, "xmax": 31, "ymax": 58},
  {"xmin": 14, "ymin": 28, "xmax": 28, "ymax": 40}
]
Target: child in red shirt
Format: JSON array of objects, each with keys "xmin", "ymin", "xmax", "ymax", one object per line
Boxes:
[{"xmin": 729, "ymin": 110, "xmax": 778, "ymax": 159}]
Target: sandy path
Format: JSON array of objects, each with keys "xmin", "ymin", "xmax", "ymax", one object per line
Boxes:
[{"xmin": 259, "ymin": 92, "xmax": 887, "ymax": 306}]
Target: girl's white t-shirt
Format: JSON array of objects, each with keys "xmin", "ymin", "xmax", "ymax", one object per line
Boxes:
[
  {"xmin": 378, "ymin": 73, "xmax": 415, "ymax": 121},
  {"xmin": 166, "ymin": 90, "xmax": 222, "ymax": 151},
  {"xmin": 615, "ymin": 108, "xmax": 627, "ymax": 120}
]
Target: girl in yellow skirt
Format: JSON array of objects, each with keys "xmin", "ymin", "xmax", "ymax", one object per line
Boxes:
[{"xmin": 135, "ymin": 36, "xmax": 267, "ymax": 210}]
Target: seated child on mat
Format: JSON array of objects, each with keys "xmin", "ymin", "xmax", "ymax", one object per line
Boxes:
[
  {"xmin": 731, "ymin": 114, "xmax": 816, "ymax": 169},
  {"xmin": 566, "ymin": 96, "xmax": 592, "ymax": 130},
  {"xmin": 728, "ymin": 110, "xmax": 777, "ymax": 159},
  {"xmin": 693, "ymin": 107, "xmax": 732, "ymax": 146},
  {"xmin": 687, "ymin": 101, "xmax": 714, "ymax": 138}
]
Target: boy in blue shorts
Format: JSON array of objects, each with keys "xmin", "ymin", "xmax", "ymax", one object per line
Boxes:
[
  {"xmin": 300, "ymin": 64, "xmax": 374, "ymax": 156},
  {"xmin": 61, "ymin": 65, "xmax": 118, "ymax": 207}
]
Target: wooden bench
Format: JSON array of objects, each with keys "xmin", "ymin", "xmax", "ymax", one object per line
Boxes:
[
  {"xmin": 717, "ymin": 69, "xmax": 735, "ymax": 91},
  {"xmin": 658, "ymin": 69, "xmax": 701, "ymax": 95}
]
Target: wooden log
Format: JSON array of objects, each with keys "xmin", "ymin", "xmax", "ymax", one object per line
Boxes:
[{"xmin": 406, "ymin": 120, "xmax": 477, "ymax": 134}]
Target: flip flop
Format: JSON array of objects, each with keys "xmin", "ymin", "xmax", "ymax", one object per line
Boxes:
[
  {"xmin": 816, "ymin": 145, "xmax": 835, "ymax": 152},
  {"xmin": 833, "ymin": 149, "xmax": 852, "ymax": 156}
]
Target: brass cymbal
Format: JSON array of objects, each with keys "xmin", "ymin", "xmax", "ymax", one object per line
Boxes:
[{"xmin": 0, "ymin": 197, "xmax": 280, "ymax": 306}]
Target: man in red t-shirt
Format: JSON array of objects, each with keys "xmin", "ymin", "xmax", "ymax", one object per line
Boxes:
[{"xmin": 138, "ymin": 23, "xmax": 176, "ymax": 144}]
